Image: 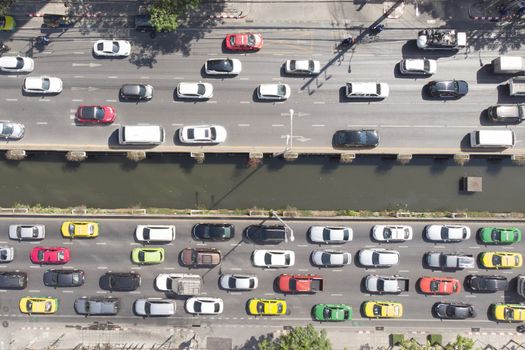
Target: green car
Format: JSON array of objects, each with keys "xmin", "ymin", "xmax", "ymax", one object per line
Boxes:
[
  {"xmin": 479, "ymin": 227, "xmax": 522, "ymax": 244},
  {"xmin": 313, "ymin": 304, "xmax": 352, "ymax": 321},
  {"xmin": 131, "ymin": 248, "xmax": 164, "ymax": 264}
]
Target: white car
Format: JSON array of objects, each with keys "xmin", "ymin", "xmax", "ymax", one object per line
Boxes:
[
  {"xmin": 372, "ymin": 225, "xmax": 413, "ymax": 242},
  {"xmin": 135, "ymin": 225, "xmax": 175, "ymax": 243},
  {"xmin": 23, "ymin": 76, "xmax": 62, "ymax": 94},
  {"xmin": 205, "ymin": 58, "xmax": 242, "ymax": 75},
  {"xmin": 176, "ymin": 82, "xmax": 213, "ymax": 99},
  {"xmin": 179, "ymin": 125, "xmax": 227, "ymax": 144},
  {"xmin": 252, "ymin": 250, "xmax": 295, "ymax": 268},
  {"xmin": 0, "ymin": 246, "xmax": 14, "ymax": 263},
  {"xmin": 93, "ymin": 40, "xmax": 131, "ymax": 57},
  {"xmin": 358, "ymin": 248, "xmax": 399, "ymax": 267},
  {"xmin": 0, "ymin": 121, "xmax": 24, "ymax": 140},
  {"xmin": 0, "ymin": 56, "xmax": 34, "ymax": 73},
  {"xmin": 310, "ymin": 250, "xmax": 351, "ymax": 267},
  {"xmin": 134, "ymin": 298, "xmax": 175, "ymax": 316},
  {"xmin": 219, "ymin": 274, "xmax": 258, "ymax": 290},
  {"xmin": 155, "ymin": 273, "xmax": 202, "ymax": 292},
  {"xmin": 257, "ymin": 83, "xmax": 291, "ymax": 100},
  {"xmin": 185, "ymin": 297, "xmax": 224, "ymax": 315},
  {"xmin": 424, "ymin": 225, "xmax": 471, "ymax": 242},
  {"xmin": 8, "ymin": 224, "xmax": 45, "ymax": 241},
  {"xmin": 308, "ymin": 226, "xmax": 353, "ymax": 244},
  {"xmin": 399, "ymin": 58, "xmax": 437, "ymax": 75},
  {"xmin": 284, "ymin": 59, "xmax": 320, "ymax": 75}
]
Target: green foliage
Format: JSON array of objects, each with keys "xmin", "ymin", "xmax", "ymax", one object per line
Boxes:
[
  {"xmin": 444, "ymin": 335, "xmax": 475, "ymax": 350},
  {"xmin": 149, "ymin": 0, "xmax": 201, "ymax": 32},
  {"xmin": 0, "ymin": 0, "xmax": 16, "ymax": 15},
  {"xmin": 428, "ymin": 334, "xmax": 442, "ymax": 346},
  {"xmin": 258, "ymin": 325, "xmax": 331, "ymax": 350},
  {"xmin": 391, "ymin": 334, "xmax": 405, "ymax": 346}
]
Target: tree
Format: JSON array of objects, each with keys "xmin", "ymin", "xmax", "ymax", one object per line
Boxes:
[
  {"xmin": 444, "ymin": 335, "xmax": 475, "ymax": 350},
  {"xmin": 149, "ymin": 0, "xmax": 201, "ymax": 32},
  {"xmin": 0, "ymin": 0, "xmax": 16, "ymax": 16},
  {"xmin": 258, "ymin": 324, "xmax": 331, "ymax": 350}
]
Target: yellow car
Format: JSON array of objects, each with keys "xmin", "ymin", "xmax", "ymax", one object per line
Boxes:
[
  {"xmin": 19, "ymin": 297, "xmax": 58, "ymax": 314},
  {"xmin": 363, "ymin": 301, "xmax": 403, "ymax": 318},
  {"xmin": 248, "ymin": 298, "xmax": 286, "ymax": 316},
  {"xmin": 61, "ymin": 221, "xmax": 99, "ymax": 238},
  {"xmin": 492, "ymin": 303, "xmax": 525, "ymax": 322},
  {"xmin": 479, "ymin": 251, "xmax": 522, "ymax": 269},
  {"xmin": 0, "ymin": 16, "xmax": 15, "ymax": 31}
]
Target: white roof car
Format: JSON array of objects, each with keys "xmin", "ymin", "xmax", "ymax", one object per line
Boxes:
[
  {"xmin": 176, "ymin": 82, "xmax": 213, "ymax": 99},
  {"xmin": 426, "ymin": 252, "xmax": 475, "ymax": 269},
  {"xmin": 8, "ymin": 224, "xmax": 45, "ymax": 241},
  {"xmin": 205, "ymin": 58, "xmax": 242, "ymax": 75},
  {"xmin": 308, "ymin": 226, "xmax": 353, "ymax": 244},
  {"xmin": 425, "ymin": 225, "xmax": 471, "ymax": 242},
  {"xmin": 372, "ymin": 225, "xmax": 413, "ymax": 242},
  {"xmin": 93, "ymin": 40, "xmax": 131, "ymax": 57},
  {"xmin": 257, "ymin": 83, "xmax": 291, "ymax": 100},
  {"xmin": 310, "ymin": 250, "xmax": 351, "ymax": 267},
  {"xmin": 185, "ymin": 297, "xmax": 224, "ymax": 315},
  {"xmin": 345, "ymin": 82, "xmax": 389, "ymax": 99},
  {"xmin": 219, "ymin": 274, "xmax": 258, "ymax": 290},
  {"xmin": 154, "ymin": 273, "xmax": 202, "ymax": 293},
  {"xmin": 0, "ymin": 121, "xmax": 25, "ymax": 140},
  {"xmin": 23, "ymin": 76, "xmax": 62, "ymax": 94},
  {"xmin": 135, "ymin": 225, "xmax": 175, "ymax": 243},
  {"xmin": 0, "ymin": 56, "xmax": 34, "ymax": 73},
  {"xmin": 0, "ymin": 246, "xmax": 14, "ymax": 262},
  {"xmin": 252, "ymin": 250, "xmax": 295, "ymax": 268},
  {"xmin": 179, "ymin": 125, "xmax": 227, "ymax": 144},
  {"xmin": 399, "ymin": 58, "xmax": 437, "ymax": 75},
  {"xmin": 134, "ymin": 298, "xmax": 175, "ymax": 316},
  {"xmin": 285, "ymin": 59, "xmax": 321, "ymax": 75},
  {"xmin": 358, "ymin": 248, "xmax": 399, "ymax": 267}
]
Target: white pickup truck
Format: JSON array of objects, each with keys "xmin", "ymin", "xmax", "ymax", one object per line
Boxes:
[{"xmin": 426, "ymin": 252, "xmax": 475, "ymax": 270}]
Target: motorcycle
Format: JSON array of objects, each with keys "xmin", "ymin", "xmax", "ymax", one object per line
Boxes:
[
  {"xmin": 35, "ymin": 36, "xmax": 50, "ymax": 45},
  {"xmin": 517, "ymin": 325, "xmax": 525, "ymax": 333},
  {"xmin": 369, "ymin": 24, "xmax": 384, "ymax": 36}
]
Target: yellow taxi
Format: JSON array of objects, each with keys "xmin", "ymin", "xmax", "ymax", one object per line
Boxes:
[
  {"xmin": 479, "ymin": 252, "xmax": 522, "ymax": 269},
  {"xmin": 0, "ymin": 16, "xmax": 15, "ymax": 31},
  {"xmin": 248, "ymin": 298, "xmax": 286, "ymax": 316},
  {"xmin": 363, "ymin": 301, "xmax": 403, "ymax": 318},
  {"xmin": 61, "ymin": 221, "xmax": 99, "ymax": 238},
  {"xmin": 19, "ymin": 297, "xmax": 58, "ymax": 314},
  {"xmin": 492, "ymin": 303, "xmax": 525, "ymax": 322}
]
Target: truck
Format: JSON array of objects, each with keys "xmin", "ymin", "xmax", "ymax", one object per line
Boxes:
[
  {"xmin": 426, "ymin": 252, "xmax": 475, "ymax": 270},
  {"xmin": 517, "ymin": 275, "xmax": 525, "ymax": 298},
  {"xmin": 154, "ymin": 273, "xmax": 202, "ymax": 296},
  {"xmin": 508, "ymin": 77, "xmax": 525, "ymax": 96},
  {"xmin": 278, "ymin": 274, "xmax": 324, "ymax": 294},
  {"xmin": 492, "ymin": 56, "xmax": 525, "ymax": 74},
  {"xmin": 364, "ymin": 275, "xmax": 409, "ymax": 294},
  {"xmin": 417, "ymin": 29, "xmax": 467, "ymax": 50}
]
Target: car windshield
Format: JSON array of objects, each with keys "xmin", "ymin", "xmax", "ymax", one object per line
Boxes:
[
  {"xmin": 0, "ymin": 17, "xmax": 5, "ymax": 27},
  {"xmin": 277, "ymin": 303, "xmax": 283, "ymax": 313},
  {"xmin": 423, "ymin": 60, "xmax": 430, "ymax": 71},
  {"xmin": 371, "ymin": 252, "xmax": 380, "ymax": 265},
  {"xmin": 57, "ymin": 251, "xmax": 64, "ymax": 260},
  {"xmin": 323, "ymin": 308, "xmax": 331, "ymax": 318},
  {"xmin": 441, "ymin": 227, "xmax": 449, "ymax": 240},
  {"xmin": 229, "ymin": 36, "xmax": 236, "ymax": 46},
  {"xmin": 377, "ymin": 279, "xmax": 384, "ymax": 290},
  {"xmin": 276, "ymin": 85, "xmax": 286, "ymax": 97},
  {"xmin": 38, "ymin": 251, "xmax": 44, "ymax": 260},
  {"xmin": 45, "ymin": 301, "xmax": 52, "ymax": 311},
  {"xmin": 210, "ymin": 59, "xmax": 232, "ymax": 72},
  {"xmin": 321, "ymin": 253, "xmax": 331, "ymax": 265},
  {"xmin": 194, "ymin": 301, "xmax": 202, "ymax": 313},
  {"xmin": 383, "ymin": 228, "xmax": 392, "ymax": 239},
  {"xmin": 210, "ymin": 128, "xmax": 217, "ymax": 140},
  {"xmin": 138, "ymin": 251, "xmax": 145, "ymax": 261},
  {"xmin": 165, "ymin": 277, "xmax": 173, "ymax": 290},
  {"xmin": 264, "ymin": 253, "xmax": 272, "ymax": 265},
  {"xmin": 247, "ymin": 34, "xmax": 256, "ymax": 46},
  {"xmin": 15, "ymin": 57, "xmax": 24, "ymax": 69},
  {"xmin": 0, "ymin": 250, "xmax": 7, "ymax": 260},
  {"xmin": 505, "ymin": 308, "xmax": 514, "ymax": 319},
  {"xmin": 42, "ymin": 78, "xmax": 50, "ymax": 90},
  {"xmin": 430, "ymin": 280, "xmax": 439, "ymax": 291},
  {"xmin": 373, "ymin": 305, "xmax": 381, "ymax": 316},
  {"xmin": 143, "ymin": 229, "xmax": 150, "ymax": 240},
  {"xmin": 491, "ymin": 230, "xmax": 501, "ymax": 241},
  {"xmin": 1, "ymin": 124, "xmax": 13, "ymax": 136},
  {"xmin": 145, "ymin": 302, "xmax": 151, "ymax": 314},
  {"xmin": 111, "ymin": 42, "xmax": 119, "ymax": 53},
  {"xmin": 197, "ymin": 84, "xmax": 206, "ymax": 95},
  {"xmin": 322, "ymin": 229, "xmax": 331, "ymax": 241},
  {"xmin": 214, "ymin": 303, "xmax": 220, "ymax": 312},
  {"xmin": 284, "ymin": 254, "xmax": 290, "ymax": 265},
  {"xmin": 493, "ymin": 255, "xmax": 502, "ymax": 265},
  {"xmin": 257, "ymin": 302, "xmax": 264, "ymax": 313},
  {"xmin": 83, "ymin": 107, "xmax": 104, "ymax": 120}
]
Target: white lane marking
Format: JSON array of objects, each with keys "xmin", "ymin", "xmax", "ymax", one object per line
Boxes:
[
  {"xmin": 108, "ymin": 76, "xmax": 118, "ymax": 79},
  {"xmin": 172, "ymin": 123, "xmax": 183, "ymax": 126},
  {"xmin": 73, "ymin": 52, "xmax": 85, "ymax": 55},
  {"xmin": 105, "ymin": 99, "xmax": 117, "ymax": 102},
  {"xmin": 63, "ymin": 241, "xmax": 73, "ymax": 245},
  {"xmin": 239, "ymin": 77, "xmax": 250, "ymax": 80},
  {"xmin": 468, "ymin": 246, "xmax": 480, "ymax": 249},
  {"xmin": 465, "ymin": 294, "xmax": 477, "ymax": 298},
  {"xmin": 230, "ymin": 267, "xmax": 243, "ymax": 271},
  {"xmin": 140, "ymin": 76, "xmax": 150, "ymax": 79},
  {"xmin": 36, "ymin": 122, "xmax": 48, "ymax": 125},
  {"xmin": 238, "ymin": 123, "xmax": 250, "ymax": 127},
  {"xmin": 96, "ymin": 242, "xmax": 107, "ymax": 245},
  {"xmin": 272, "ymin": 124, "xmax": 284, "ymax": 127},
  {"xmin": 312, "ymin": 124, "xmax": 325, "ymax": 127},
  {"xmin": 73, "ymin": 76, "xmax": 85, "ymax": 78},
  {"xmin": 398, "ymin": 270, "xmax": 409, "ymax": 273},
  {"xmin": 97, "ymin": 266, "xmax": 108, "ymax": 269},
  {"xmin": 129, "ymin": 291, "xmax": 141, "ymax": 294},
  {"xmin": 298, "ymin": 268, "xmax": 308, "ymax": 272},
  {"xmin": 229, "ymin": 292, "xmax": 242, "ymax": 295},
  {"xmin": 0, "ymin": 290, "xmax": 6, "ymax": 292},
  {"xmin": 264, "ymin": 292, "xmax": 276, "ymax": 296},
  {"xmin": 163, "ymin": 267, "xmax": 176, "ymax": 270},
  {"xmin": 313, "ymin": 101, "xmax": 325, "ymax": 104},
  {"xmin": 207, "ymin": 101, "xmax": 217, "ymax": 104},
  {"xmin": 129, "ymin": 242, "xmax": 140, "ymax": 246},
  {"xmin": 96, "ymin": 290, "xmax": 107, "ymax": 294},
  {"xmin": 271, "ymin": 77, "xmax": 281, "ymax": 81},
  {"xmin": 230, "ymin": 243, "xmax": 238, "ymax": 246},
  {"xmin": 382, "ymin": 125, "xmax": 412, "ymax": 128},
  {"xmin": 240, "ymin": 101, "xmax": 251, "ymax": 104},
  {"xmin": 331, "ymin": 293, "xmax": 343, "ymax": 296},
  {"xmin": 7, "ymin": 75, "xmax": 17, "ymax": 78},
  {"xmin": 398, "ymin": 245, "xmax": 409, "ymax": 248},
  {"xmin": 297, "ymin": 244, "xmax": 308, "ymax": 248},
  {"xmin": 72, "ymin": 99, "xmax": 83, "ymax": 102},
  {"xmin": 173, "ymin": 77, "xmax": 184, "ymax": 80},
  {"xmin": 5, "ymin": 99, "xmax": 17, "ymax": 101},
  {"xmin": 28, "ymin": 290, "xmax": 40, "ymax": 293},
  {"xmin": 62, "ymin": 290, "xmax": 74, "ymax": 293},
  {"xmin": 348, "ymin": 124, "xmax": 377, "ymax": 128},
  {"xmin": 39, "ymin": 99, "xmax": 50, "ymax": 102}
]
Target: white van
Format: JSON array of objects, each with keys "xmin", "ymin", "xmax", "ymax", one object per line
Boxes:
[
  {"xmin": 135, "ymin": 225, "xmax": 176, "ymax": 243},
  {"xmin": 470, "ymin": 130, "xmax": 515, "ymax": 148},
  {"xmin": 345, "ymin": 82, "xmax": 389, "ymax": 99},
  {"xmin": 492, "ymin": 56, "xmax": 525, "ymax": 74},
  {"xmin": 118, "ymin": 125, "xmax": 165, "ymax": 145}
]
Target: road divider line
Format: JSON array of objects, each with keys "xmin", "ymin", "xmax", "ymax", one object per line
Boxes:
[
  {"xmin": 39, "ymin": 99, "xmax": 50, "ymax": 102},
  {"xmin": 264, "ymin": 293, "xmax": 276, "ymax": 296},
  {"xmin": 172, "ymin": 123, "xmax": 183, "ymax": 126},
  {"xmin": 97, "ymin": 266, "xmax": 108, "ymax": 269},
  {"xmin": 332, "ymin": 269, "xmax": 342, "ymax": 272},
  {"xmin": 240, "ymin": 101, "xmax": 250, "ymax": 104},
  {"xmin": 298, "ymin": 268, "xmax": 308, "ymax": 272},
  {"xmin": 5, "ymin": 99, "xmax": 17, "ymax": 101},
  {"xmin": 465, "ymin": 294, "xmax": 476, "ymax": 298},
  {"xmin": 62, "ymin": 290, "xmax": 74, "ymax": 293},
  {"xmin": 398, "ymin": 245, "xmax": 409, "ymax": 248},
  {"xmin": 28, "ymin": 290, "xmax": 40, "ymax": 293},
  {"xmin": 96, "ymin": 242, "xmax": 107, "ymax": 245},
  {"xmin": 108, "ymin": 76, "xmax": 118, "ymax": 79},
  {"xmin": 297, "ymin": 244, "xmax": 308, "ymax": 247},
  {"xmin": 129, "ymin": 242, "xmax": 140, "ymax": 246},
  {"xmin": 330, "ymin": 293, "xmax": 343, "ymax": 296},
  {"xmin": 72, "ymin": 99, "xmax": 83, "ymax": 102},
  {"xmin": 73, "ymin": 52, "xmax": 85, "ymax": 54},
  {"xmin": 163, "ymin": 267, "xmax": 176, "ymax": 270},
  {"xmin": 230, "ymin": 267, "xmax": 242, "ymax": 271},
  {"xmin": 239, "ymin": 77, "xmax": 250, "ymax": 80},
  {"xmin": 313, "ymin": 101, "xmax": 325, "ymax": 104},
  {"xmin": 468, "ymin": 246, "xmax": 480, "ymax": 249},
  {"xmin": 73, "ymin": 76, "xmax": 85, "ymax": 78},
  {"xmin": 312, "ymin": 124, "xmax": 325, "ymax": 127},
  {"xmin": 96, "ymin": 290, "xmax": 107, "ymax": 294},
  {"xmin": 140, "ymin": 76, "xmax": 150, "ymax": 79},
  {"xmin": 272, "ymin": 124, "xmax": 284, "ymax": 127},
  {"xmin": 173, "ymin": 77, "xmax": 185, "ymax": 80},
  {"xmin": 398, "ymin": 270, "xmax": 409, "ymax": 273},
  {"xmin": 207, "ymin": 101, "xmax": 217, "ymax": 104},
  {"xmin": 348, "ymin": 124, "xmax": 377, "ymax": 128},
  {"xmin": 105, "ymin": 99, "xmax": 117, "ymax": 102}
]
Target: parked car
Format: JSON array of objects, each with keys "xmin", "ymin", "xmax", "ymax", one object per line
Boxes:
[
  {"xmin": 119, "ymin": 84, "xmax": 153, "ymax": 101},
  {"xmin": 176, "ymin": 82, "xmax": 213, "ymax": 99},
  {"xmin": 23, "ymin": 76, "xmax": 62, "ymax": 94},
  {"xmin": 257, "ymin": 83, "xmax": 291, "ymax": 100},
  {"xmin": 345, "ymin": 82, "xmax": 389, "ymax": 99},
  {"xmin": 185, "ymin": 297, "xmax": 223, "ymax": 315},
  {"xmin": 0, "ymin": 56, "xmax": 34, "ymax": 73},
  {"xmin": 252, "ymin": 250, "xmax": 295, "ymax": 268},
  {"xmin": 433, "ymin": 302, "xmax": 475, "ymax": 319},
  {"xmin": 0, "ymin": 271, "xmax": 27, "ymax": 289},
  {"xmin": 364, "ymin": 275, "xmax": 409, "ymax": 294},
  {"xmin": 135, "ymin": 225, "xmax": 175, "ymax": 243},
  {"xmin": 399, "ymin": 58, "xmax": 437, "ymax": 75},
  {"xmin": 192, "ymin": 223, "xmax": 234, "ymax": 241},
  {"xmin": 418, "ymin": 276, "xmax": 460, "ymax": 295},
  {"xmin": 180, "ymin": 247, "xmax": 221, "ymax": 268},
  {"xmin": 19, "ymin": 297, "xmax": 58, "ymax": 314},
  {"xmin": 61, "ymin": 221, "xmax": 99, "ymax": 238},
  {"xmin": 0, "ymin": 15, "xmax": 15, "ymax": 31},
  {"xmin": 278, "ymin": 274, "xmax": 324, "ymax": 294},
  {"xmin": 426, "ymin": 80, "xmax": 468, "ymax": 98},
  {"xmin": 179, "ymin": 125, "xmax": 227, "ymax": 144},
  {"xmin": 487, "ymin": 104, "xmax": 525, "ymax": 123},
  {"xmin": 74, "ymin": 296, "xmax": 120, "ymax": 315},
  {"xmin": 310, "ymin": 250, "xmax": 351, "ymax": 267},
  {"xmin": 333, "ymin": 129, "xmax": 379, "ymax": 148},
  {"xmin": 465, "ymin": 275, "xmax": 508, "ymax": 292},
  {"xmin": 225, "ymin": 33, "xmax": 263, "ymax": 51},
  {"xmin": 313, "ymin": 304, "xmax": 352, "ymax": 321},
  {"xmin": 362, "ymin": 301, "xmax": 403, "ymax": 318},
  {"xmin": 424, "ymin": 225, "xmax": 471, "ymax": 242},
  {"xmin": 155, "ymin": 273, "xmax": 202, "ymax": 295},
  {"xmin": 100, "ymin": 272, "xmax": 141, "ymax": 291},
  {"xmin": 131, "ymin": 248, "xmax": 164, "ymax": 265},
  {"xmin": 93, "ymin": 40, "xmax": 131, "ymax": 57},
  {"xmin": 479, "ymin": 251, "xmax": 522, "ymax": 269},
  {"xmin": 9, "ymin": 224, "xmax": 45, "ymax": 241},
  {"xmin": 219, "ymin": 274, "xmax": 258, "ymax": 290},
  {"xmin": 492, "ymin": 303, "xmax": 525, "ymax": 321},
  {"xmin": 247, "ymin": 298, "xmax": 286, "ymax": 316},
  {"xmin": 243, "ymin": 225, "xmax": 286, "ymax": 244},
  {"xmin": 134, "ymin": 298, "xmax": 175, "ymax": 317},
  {"xmin": 285, "ymin": 59, "xmax": 321, "ymax": 75},
  {"xmin": 43, "ymin": 269, "xmax": 84, "ymax": 287},
  {"xmin": 372, "ymin": 225, "xmax": 413, "ymax": 242},
  {"xmin": 478, "ymin": 227, "xmax": 522, "ymax": 244},
  {"xmin": 308, "ymin": 226, "xmax": 353, "ymax": 244},
  {"xmin": 358, "ymin": 248, "xmax": 399, "ymax": 267},
  {"xmin": 425, "ymin": 252, "xmax": 475, "ymax": 270},
  {"xmin": 0, "ymin": 246, "xmax": 14, "ymax": 262},
  {"xmin": 76, "ymin": 105, "xmax": 116, "ymax": 124},
  {"xmin": 0, "ymin": 121, "xmax": 24, "ymax": 140},
  {"xmin": 205, "ymin": 58, "xmax": 242, "ymax": 75},
  {"xmin": 30, "ymin": 247, "xmax": 70, "ymax": 265}
]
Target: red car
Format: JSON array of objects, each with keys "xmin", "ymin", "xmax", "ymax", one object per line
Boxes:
[
  {"xmin": 278, "ymin": 274, "xmax": 324, "ymax": 293},
  {"xmin": 76, "ymin": 105, "xmax": 116, "ymax": 124},
  {"xmin": 30, "ymin": 247, "xmax": 70, "ymax": 265},
  {"xmin": 418, "ymin": 276, "xmax": 460, "ymax": 295},
  {"xmin": 225, "ymin": 33, "xmax": 263, "ymax": 51}
]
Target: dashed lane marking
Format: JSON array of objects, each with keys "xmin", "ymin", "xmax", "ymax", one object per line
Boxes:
[
  {"xmin": 313, "ymin": 101, "xmax": 325, "ymax": 104},
  {"xmin": 239, "ymin": 77, "xmax": 250, "ymax": 80},
  {"xmin": 230, "ymin": 267, "xmax": 243, "ymax": 271},
  {"xmin": 74, "ymin": 76, "xmax": 84, "ymax": 78},
  {"xmin": 312, "ymin": 124, "xmax": 325, "ymax": 127},
  {"xmin": 240, "ymin": 101, "xmax": 250, "ymax": 104},
  {"xmin": 72, "ymin": 99, "xmax": 83, "ymax": 102},
  {"xmin": 331, "ymin": 293, "xmax": 343, "ymax": 296},
  {"xmin": 96, "ymin": 242, "xmax": 107, "ymax": 245},
  {"xmin": 108, "ymin": 76, "xmax": 118, "ymax": 79},
  {"xmin": 272, "ymin": 124, "xmax": 284, "ymax": 127},
  {"xmin": 28, "ymin": 290, "xmax": 40, "ymax": 293},
  {"xmin": 62, "ymin": 290, "xmax": 74, "ymax": 293},
  {"xmin": 38, "ymin": 99, "xmax": 50, "ymax": 102},
  {"xmin": 96, "ymin": 290, "xmax": 107, "ymax": 294},
  {"xmin": 73, "ymin": 52, "xmax": 85, "ymax": 54},
  {"xmin": 97, "ymin": 266, "xmax": 108, "ymax": 269},
  {"xmin": 105, "ymin": 99, "xmax": 117, "ymax": 102},
  {"xmin": 5, "ymin": 99, "xmax": 17, "ymax": 101}
]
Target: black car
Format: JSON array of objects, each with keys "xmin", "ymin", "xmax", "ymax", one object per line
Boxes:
[
  {"xmin": 433, "ymin": 302, "xmax": 476, "ymax": 319},
  {"xmin": 333, "ymin": 129, "xmax": 379, "ymax": 148},
  {"xmin": 0, "ymin": 271, "xmax": 27, "ymax": 289},
  {"xmin": 466, "ymin": 274, "xmax": 508, "ymax": 292},
  {"xmin": 426, "ymin": 80, "xmax": 468, "ymax": 98},
  {"xmin": 119, "ymin": 84, "xmax": 153, "ymax": 101},
  {"xmin": 43, "ymin": 269, "xmax": 85, "ymax": 287},
  {"xmin": 243, "ymin": 225, "xmax": 286, "ymax": 244},
  {"xmin": 192, "ymin": 223, "xmax": 235, "ymax": 241},
  {"xmin": 100, "ymin": 272, "xmax": 141, "ymax": 291}
]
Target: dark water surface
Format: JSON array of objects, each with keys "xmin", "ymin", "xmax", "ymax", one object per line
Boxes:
[{"xmin": 1, "ymin": 153, "xmax": 523, "ymax": 211}]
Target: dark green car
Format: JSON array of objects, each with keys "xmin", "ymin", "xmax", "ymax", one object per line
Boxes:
[
  {"xmin": 479, "ymin": 227, "xmax": 522, "ymax": 244},
  {"xmin": 313, "ymin": 304, "xmax": 352, "ymax": 321}
]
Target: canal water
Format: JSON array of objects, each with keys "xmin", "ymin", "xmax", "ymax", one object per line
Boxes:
[{"xmin": 2, "ymin": 153, "xmax": 524, "ymax": 211}]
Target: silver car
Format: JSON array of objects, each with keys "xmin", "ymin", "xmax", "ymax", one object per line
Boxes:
[
  {"xmin": 219, "ymin": 274, "xmax": 258, "ymax": 290},
  {"xmin": 308, "ymin": 226, "xmax": 353, "ymax": 244},
  {"xmin": 284, "ymin": 59, "xmax": 320, "ymax": 75},
  {"xmin": 310, "ymin": 250, "xmax": 351, "ymax": 267},
  {"xmin": 74, "ymin": 296, "xmax": 120, "ymax": 315},
  {"xmin": 0, "ymin": 246, "xmax": 14, "ymax": 262},
  {"xmin": 134, "ymin": 298, "xmax": 175, "ymax": 317},
  {"xmin": 257, "ymin": 83, "xmax": 291, "ymax": 100},
  {"xmin": 399, "ymin": 58, "xmax": 437, "ymax": 75},
  {"xmin": 424, "ymin": 225, "xmax": 471, "ymax": 242},
  {"xmin": 9, "ymin": 224, "xmax": 45, "ymax": 241},
  {"xmin": 358, "ymin": 248, "xmax": 399, "ymax": 267},
  {"xmin": 487, "ymin": 104, "xmax": 525, "ymax": 123},
  {"xmin": 0, "ymin": 121, "xmax": 24, "ymax": 140}
]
